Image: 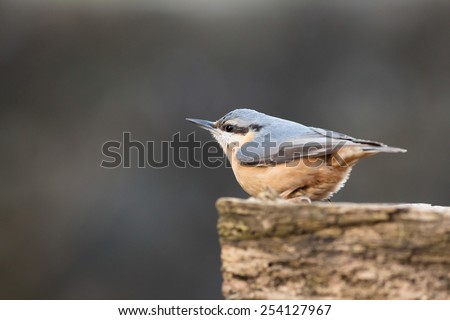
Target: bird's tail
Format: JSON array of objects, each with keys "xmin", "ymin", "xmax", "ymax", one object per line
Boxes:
[{"xmin": 361, "ymin": 145, "xmax": 407, "ymax": 153}]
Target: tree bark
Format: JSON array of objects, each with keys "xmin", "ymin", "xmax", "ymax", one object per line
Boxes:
[{"xmin": 216, "ymin": 198, "xmax": 450, "ymax": 299}]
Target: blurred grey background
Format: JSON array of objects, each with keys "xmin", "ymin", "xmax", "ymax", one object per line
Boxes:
[{"xmin": 0, "ymin": 0, "xmax": 449, "ymax": 299}]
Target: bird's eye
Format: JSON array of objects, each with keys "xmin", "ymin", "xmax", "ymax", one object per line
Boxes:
[{"xmin": 224, "ymin": 124, "xmax": 235, "ymax": 132}]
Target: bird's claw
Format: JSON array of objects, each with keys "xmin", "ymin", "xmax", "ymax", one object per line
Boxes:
[
  {"xmin": 288, "ymin": 196, "xmax": 312, "ymax": 204},
  {"xmin": 256, "ymin": 186, "xmax": 280, "ymax": 201}
]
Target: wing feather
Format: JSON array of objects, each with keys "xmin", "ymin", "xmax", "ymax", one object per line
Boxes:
[{"xmin": 236, "ymin": 125, "xmax": 405, "ymax": 166}]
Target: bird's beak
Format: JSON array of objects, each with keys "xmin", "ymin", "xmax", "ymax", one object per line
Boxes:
[{"xmin": 186, "ymin": 118, "xmax": 216, "ymax": 131}]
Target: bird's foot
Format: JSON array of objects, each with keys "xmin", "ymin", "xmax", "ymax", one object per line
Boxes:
[
  {"xmin": 287, "ymin": 196, "xmax": 312, "ymax": 204},
  {"xmin": 255, "ymin": 186, "xmax": 280, "ymax": 202}
]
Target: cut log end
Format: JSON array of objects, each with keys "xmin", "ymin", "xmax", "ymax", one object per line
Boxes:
[{"xmin": 216, "ymin": 198, "xmax": 450, "ymax": 299}]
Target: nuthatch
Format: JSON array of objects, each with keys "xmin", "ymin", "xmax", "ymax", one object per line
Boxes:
[{"xmin": 187, "ymin": 109, "xmax": 406, "ymax": 202}]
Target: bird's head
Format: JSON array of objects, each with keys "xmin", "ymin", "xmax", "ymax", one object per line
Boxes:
[{"xmin": 187, "ymin": 109, "xmax": 266, "ymax": 155}]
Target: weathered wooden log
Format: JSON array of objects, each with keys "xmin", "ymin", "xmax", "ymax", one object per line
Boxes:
[{"xmin": 216, "ymin": 198, "xmax": 450, "ymax": 299}]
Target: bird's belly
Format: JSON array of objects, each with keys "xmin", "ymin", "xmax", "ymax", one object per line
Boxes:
[{"xmin": 231, "ymin": 157, "xmax": 353, "ymax": 201}]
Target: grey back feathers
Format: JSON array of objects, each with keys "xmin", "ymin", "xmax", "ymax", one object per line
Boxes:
[{"xmin": 220, "ymin": 109, "xmax": 406, "ymax": 165}]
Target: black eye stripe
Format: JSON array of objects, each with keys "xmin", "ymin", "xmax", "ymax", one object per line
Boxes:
[
  {"xmin": 219, "ymin": 123, "xmax": 263, "ymax": 134},
  {"xmin": 249, "ymin": 124, "xmax": 263, "ymax": 132},
  {"xmin": 234, "ymin": 127, "xmax": 249, "ymax": 134},
  {"xmin": 220, "ymin": 124, "xmax": 249, "ymax": 134}
]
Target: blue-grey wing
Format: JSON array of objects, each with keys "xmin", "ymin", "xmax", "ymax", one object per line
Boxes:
[{"xmin": 235, "ymin": 125, "xmax": 392, "ymax": 165}]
